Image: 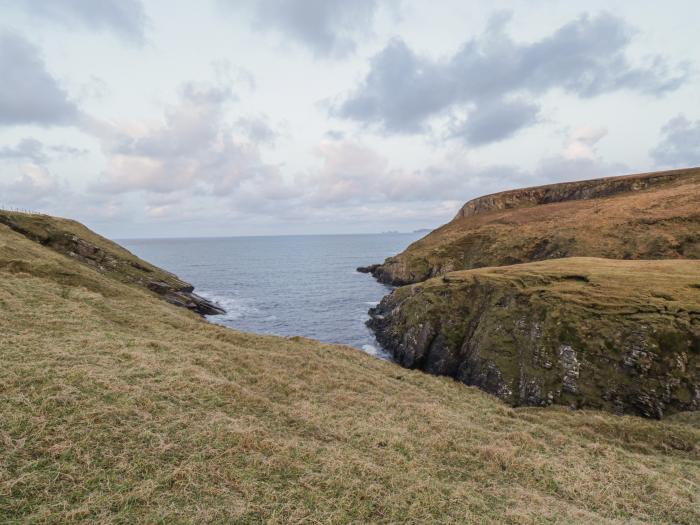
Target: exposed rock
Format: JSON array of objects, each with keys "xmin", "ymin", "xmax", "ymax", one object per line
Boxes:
[
  {"xmin": 454, "ymin": 168, "xmax": 694, "ymax": 219},
  {"xmin": 368, "ymin": 258, "xmax": 700, "ymax": 418}
]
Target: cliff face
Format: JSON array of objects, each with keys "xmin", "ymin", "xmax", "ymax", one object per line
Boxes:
[
  {"xmin": 0, "ymin": 211, "xmax": 224, "ymax": 316},
  {"xmin": 454, "ymin": 168, "xmax": 694, "ymax": 219},
  {"xmin": 366, "ymin": 167, "xmax": 700, "ymax": 285},
  {"xmin": 369, "ymin": 258, "xmax": 700, "ymax": 418}
]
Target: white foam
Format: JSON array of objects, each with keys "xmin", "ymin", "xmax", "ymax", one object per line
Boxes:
[
  {"xmin": 361, "ymin": 344, "xmax": 380, "ymax": 356},
  {"xmin": 198, "ymin": 291, "xmax": 258, "ymax": 321}
]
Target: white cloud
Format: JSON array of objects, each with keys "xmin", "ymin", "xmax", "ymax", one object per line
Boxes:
[
  {"xmin": 91, "ymin": 83, "xmax": 280, "ymax": 196},
  {"xmin": 0, "ymin": 163, "xmax": 62, "ymax": 208},
  {"xmin": 562, "ymin": 126, "xmax": 608, "ymax": 160}
]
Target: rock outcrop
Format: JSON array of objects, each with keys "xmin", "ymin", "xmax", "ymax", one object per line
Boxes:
[
  {"xmin": 454, "ymin": 167, "xmax": 695, "ymax": 219},
  {"xmin": 369, "ymin": 258, "xmax": 700, "ymax": 418},
  {"xmin": 365, "ymin": 167, "xmax": 700, "ymax": 285},
  {"xmin": 0, "ymin": 211, "xmax": 224, "ymax": 316}
]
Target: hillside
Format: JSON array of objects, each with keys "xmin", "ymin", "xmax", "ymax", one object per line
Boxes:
[
  {"xmin": 369, "ymin": 257, "xmax": 700, "ymax": 418},
  {"xmin": 0, "ymin": 211, "xmax": 223, "ymax": 315},
  {"xmin": 360, "ymin": 167, "xmax": 700, "ymax": 285},
  {"xmin": 1, "ymin": 217, "xmax": 699, "ymax": 522}
]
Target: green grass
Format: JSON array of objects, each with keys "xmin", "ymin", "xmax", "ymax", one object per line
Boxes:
[
  {"xmin": 1, "ymin": 222, "xmax": 699, "ymax": 523},
  {"xmin": 372, "ymin": 257, "xmax": 700, "ymax": 415}
]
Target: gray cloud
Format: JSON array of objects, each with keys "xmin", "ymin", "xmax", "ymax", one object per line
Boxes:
[
  {"xmin": 0, "ymin": 31, "xmax": 79, "ymax": 126},
  {"xmin": 0, "ymin": 138, "xmax": 88, "ymax": 163},
  {"xmin": 652, "ymin": 115, "xmax": 700, "ymax": 167},
  {"xmin": 226, "ymin": 0, "xmax": 381, "ymax": 57},
  {"xmin": 452, "ymin": 99, "xmax": 540, "ymax": 145},
  {"xmin": 236, "ymin": 114, "xmax": 279, "ymax": 144},
  {"xmin": 4, "ymin": 0, "xmax": 147, "ymax": 43},
  {"xmin": 0, "ymin": 138, "xmax": 47, "ymax": 163},
  {"xmin": 338, "ymin": 12, "xmax": 689, "ymax": 144}
]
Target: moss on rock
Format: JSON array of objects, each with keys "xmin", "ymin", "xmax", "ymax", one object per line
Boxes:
[{"xmin": 369, "ymin": 258, "xmax": 700, "ymax": 418}]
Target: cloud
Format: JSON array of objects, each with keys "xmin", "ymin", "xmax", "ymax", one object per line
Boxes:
[
  {"xmin": 4, "ymin": 0, "xmax": 148, "ymax": 43},
  {"xmin": 337, "ymin": 12, "xmax": 688, "ymax": 144},
  {"xmin": 224, "ymin": 0, "xmax": 383, "ymax": 58},
  {"xmin": 301, "ymin": 129, "xmax": 626, "ymax": 211},
  {"xmin": 0, "ymin": 163, "xmax": 63, "ymax": 209},
  {"xmin": 301, "ymin": 139, "xmax": 519, "ymax": 206},
  {"xmin": 236, "ymin": 114, "xmax": 279, "ymax": 144},
  {"xmin": 651, "ymin": 115, "xmax": 700, "ymax": 167},
  {"xmin": 451, "ymin": 99, "xmax": 540, "ymax": 145},
  {"xmin": 0, "ymin": 138, "xmax": 48, "ymax": 163},
  {"xmin": 91, "ymin": 83, "xmax": 281, "ymax": 196},
  {"xmin": 0, "ymin": 138, "xmax": 88, "ymax": 163},
  {"xmin": 562, "ymin": 126, "xmax": 608, "ymax": 160},
  {"xmin": 0, "ymin": 30, "xmax": 79, "ymax": 127}
]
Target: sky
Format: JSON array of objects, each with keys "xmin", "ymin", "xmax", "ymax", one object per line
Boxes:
[{"xmin": 0, "ymin": 0, "xmax": 699, "ymax": 239}]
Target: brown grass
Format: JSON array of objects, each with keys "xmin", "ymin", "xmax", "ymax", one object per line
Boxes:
[
  {"xmin": 1, "ymin": 223, "xmax": 699, "ymax": 523},
  {"xmin": 374, "ymin": 168, "xmax": 700, "ymax": 284}
]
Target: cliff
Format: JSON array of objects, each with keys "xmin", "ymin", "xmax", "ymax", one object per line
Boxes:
[
  {"xmin": 369, "ymin": 257, "xmax": 700, "ymax": 418},
  {"xmin": 0, "ymin": 210, "xmax": 224, "ymax": 316},
  {"xmin": 2, "ymin": 214, "xmax": 699, "ymax": 522},
  {"xmin": 364, "ymin": 167, "xmax": 700, "ymax": 285},
  {"xmin": 454, "ymin": 167, "xmax": 697, "ymax": 219}
]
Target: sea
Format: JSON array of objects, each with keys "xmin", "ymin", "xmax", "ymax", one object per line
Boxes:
[{"xmin": 120, "ymin": 233, "xmax": 424, "ymax": 358}]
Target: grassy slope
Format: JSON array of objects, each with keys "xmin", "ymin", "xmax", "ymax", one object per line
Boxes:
[
  {"xmin": 373, "ymin": 168, "xmax": 700, "ymax": 285},
  {"xmin": 0, "ymin": 211, "xmax": 189, "ymax": 290},
  {"xmin": 1, "ymin": 222, "xmax": 699, "ymax": 522}
]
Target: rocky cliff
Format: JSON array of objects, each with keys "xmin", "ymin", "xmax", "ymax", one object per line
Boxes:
[
  {"xmin": 454, "ymin": 167, "xmax": 696, "ymax": 219},
  {"xmin": 369, "ymin": 258, "xmax": 700, "ymax": 418},
  {"xmin": 0, "ymin": 211, "xmax": 224, "ymax": 316},
  {"xmin": 364, "ymin": 167, "xmax": 700, "ymax": 285}
]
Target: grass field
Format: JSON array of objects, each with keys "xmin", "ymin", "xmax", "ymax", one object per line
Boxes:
[{"xmin": 1, "ymin": 220, "xmax": 699, "ymax": 523}]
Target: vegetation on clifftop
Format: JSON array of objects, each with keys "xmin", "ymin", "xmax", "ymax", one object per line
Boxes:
[
  {"xmin": 368, "ymin": 167, "xmax": 700, "ymax": 285},
  {"xmin": 1, "ymin": 214, "xmax": 699, "ymax": 522},
  {"xmin": 369, "ymin": 257, "xmax": 700, "ymax": 418}
]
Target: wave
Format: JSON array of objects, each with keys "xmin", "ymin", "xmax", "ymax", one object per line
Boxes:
[{"xmin": 197, "ymin": 290, "xmax": 259, "ymax": 321}]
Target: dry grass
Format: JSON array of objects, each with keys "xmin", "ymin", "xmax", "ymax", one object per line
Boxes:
[
  {"xmin": 375, "ymin": 168, "xmax": 700, "ymax": 284},
  {"xmin": 1, "ymin": 223, "xmax": 699, "ymax": 523},
  {"xmin": 0, "ymin": 210, "xmax": 190, "ymax": 290}
]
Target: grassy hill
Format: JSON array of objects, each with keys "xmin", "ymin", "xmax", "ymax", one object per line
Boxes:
[
  {"xmin": 1, "ymin": 216, "xmax": 699, "ymax": 522},
  {"xmin": 0, "ymin": 211, "xmax": 223, "ymax": 315},
  {"xmin": 364, "ymin": 167, "xmax": 700, "ymax": 285},
  {"xmin": 369, "ymin": 257, "xmax": 700, "ymax": 418}
]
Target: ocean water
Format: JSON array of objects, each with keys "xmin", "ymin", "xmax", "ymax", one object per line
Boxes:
[{"xmin": 120, "ymin": 233, "xmax": 423, "ymax": 358}]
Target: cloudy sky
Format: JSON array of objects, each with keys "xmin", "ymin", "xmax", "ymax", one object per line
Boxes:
[{"xmin": 1, "ymin": 0, "xmax": 699, "ymax": 238}]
